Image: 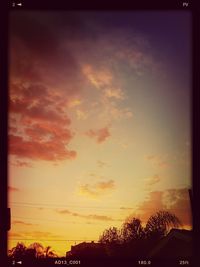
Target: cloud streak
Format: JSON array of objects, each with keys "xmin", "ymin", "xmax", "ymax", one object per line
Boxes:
[
  {"xmin": 145, "ymin": 174, "xmax": 161, "ymax": 187},
  {"xmin": 79, "ymin": 179, "xmax": 115, "ymax": 198},
  {"xmin": 146, "ymin": 155, "xmax": 169, "ymax": 168},
  {"xmin": 8, "ymin": 186, "xmax": 20, "ymax": 192},
  {"xmin": 56, "ymin": 209, "xmax": 115, "ymax": 221},
  {"xmin": 12, "ymin": 220, "xmax": 35, "ymax": 226}
]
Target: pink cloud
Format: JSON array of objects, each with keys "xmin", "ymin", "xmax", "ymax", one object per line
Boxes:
[
  {"xmin": 86, "ymin": 127, "xmax": 111, "ymax": 144},
  {"xmin": 146, "ymin": 154, "xmax": 169, "ymax": 169},
  {"xmin": 8, "ymin": 186, "xmax": 20, "ymax": 192},
  {"xmin": 11, "ymin": 160, "xmax": 32, "ymax": 168},
  {"xmin": 9, "ymin": 82, "xmax": 77, "ymax": 162},
  {"xmin": 9, "ymin": 134, "xmax": 76, "ymax": 161}
]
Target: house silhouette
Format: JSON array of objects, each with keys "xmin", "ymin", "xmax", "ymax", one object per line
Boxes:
[
  {"xmin": 147, "ymin": 228, "xmax": 192, "ymax": 258},
  {"xmin": 66, "ymin": 241, "xmax": 106, "ymax": 258}
]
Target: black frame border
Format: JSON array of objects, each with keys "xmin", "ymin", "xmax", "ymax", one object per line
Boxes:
[{"xmin": 1, "ymin": 1, "xmax": 199, "ymax": 267}]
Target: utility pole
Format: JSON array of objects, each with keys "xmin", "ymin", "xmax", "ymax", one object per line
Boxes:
[
  {"xmin": 188, "ymin": 189, "xmax": 193, "ymax": 221},
  {"xmin": 7, "ymin": 208, "xmax": 11, "ymax": 231}
]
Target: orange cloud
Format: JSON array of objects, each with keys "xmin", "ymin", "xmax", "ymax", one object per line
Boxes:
[
  {"xmin": 12, "ymin": 220, "xmax": 35, "ymax": 226},
  {"xmin": 9, "ymin": 232, "xmax": 24, "ymax": 238},
  {"xmin": 75, "ymin": 109, "xmax": 88, "ymax": 120},
  {"xmin": 97, "ymin": 180, "xmax": 115, "ymax": 190},
  {"xmin": 21, "ymin": 231, "xmax": 62, "ymax": 240},
  {"xmin": 104, "ymin": 87, "xmax": 125, "ymax": 100},
  {"xmin": 120, "ymin": 207, "xmax": 134, "ymax": 210},
  {"xmin": 86, "ymin": 127, "xmax": 111, "ymax": 144},
  {"xmin": 82, "ymin": 64, "xmax": 112, "ymax": 89},
  {"xmin": 146, "ymin": 155, "xmax": 169, "ymax": 168},
  {"xmin": 136, "ymin": 188, "xmax": 192, "ymax": 227},
  {"xmin": 145, "ymin": 174, "xmax": 160, "ymax": 186},
  {"xmin": 79, "ymin": 179, "xmax": 115, "ymax": 198}
]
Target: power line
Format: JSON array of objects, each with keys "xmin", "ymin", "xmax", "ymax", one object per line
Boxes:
[
  {"xmin": 12, "ymin": 216, "xmax": 123, "ymax": 225},
  {"xmin": 10, "ymin": 201, "xmax": 134, "ymax": 210},
  {"xmin": 9, "ymin": 238, "xmax": 99, "ymax": 244}
]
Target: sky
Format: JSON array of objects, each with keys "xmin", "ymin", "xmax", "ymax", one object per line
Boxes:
[{"xmin": 8, "ymin": 11, "xmax": 192, "ymax": 256}]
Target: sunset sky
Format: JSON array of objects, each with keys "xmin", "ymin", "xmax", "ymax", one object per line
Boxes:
[{"xmin": 8, "ymin": 11, "xmax": 192, "ymax": 256}]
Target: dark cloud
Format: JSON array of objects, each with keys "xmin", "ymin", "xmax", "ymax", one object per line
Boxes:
[{"xmin": 9, "ymin": 12, "xmax": 86, "ymax": 89}]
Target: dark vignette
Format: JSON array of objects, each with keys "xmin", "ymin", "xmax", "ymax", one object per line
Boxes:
[{"xmin": 1, "ymin": 1, "xmax": 199, "ymax": 267}]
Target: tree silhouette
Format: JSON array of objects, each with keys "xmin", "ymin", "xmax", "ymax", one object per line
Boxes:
[
  {"xmin": 121, "ymin": 217, "xmax": 144, "ymax": 243},
  {"xmin": 98, "ymin": 210, "xmax": 182, "ymax": 257},
  {"xmin": 44, "ymin": 246, "xmax": 58, "ymax": 258},
  {"xmin": 8, "ymin": 242, "xmax": 58, "ymax": 260},
  {"xmin": 99, "ymin": 227, "xmax": 121, "ymax": 244},
  {"xmin": 145, "ymin": 211, "xmax": 181, "ymax": 239},
  {"xmin": 8, "ymin": 242, "xmax": 27, "ymax": 260},
  {"xmin": 27, "ymin": 242, "xmax": 44, "ymax": 258}
]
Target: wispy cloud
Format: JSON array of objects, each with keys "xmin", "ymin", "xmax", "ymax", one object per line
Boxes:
[
  {"xmin": 145, "ymin": 174, "xmax": 161, "ymax": 187},
  {"xmin": 75, "ymin": 109, "xmax": 88, "ymax": 120},
  {"xmin": 82, "ymin": 64, "xmax": 113, "ymax": 89},
  {"xmin": 104, "ymin": 87, "xmax": 125, "ymax": 100},
  {"xmin": 146, "ymin": 155, "xmax": 169, "ymax": 168},
  {"xmin": 85, "ymin": 127, "xmax": 111, "ymax": 144},
  {"xmin": 120, "ymin": 207, "xmax": 134, "ymax": 210},
  {"xmin": 22, "ymin": 231, "xmax": 62, "ymax": 240},
  {"xmin": 10, "ymin": 160, "xmax": 32, "ymax": 168},
  {"xmin": 12, "ymin": 220, "xmax": 35, "ymax": 226},
  {"xmin": 78, "ymin": 179, "xmax": 115, "ymax": 198},
  {"xmin": 81, "ymin": 62, "xmax": 133, "ymax": 122},
  {"xmin": 56, "ymin": 209, "xmax": 115, "ymax": 221},
  {"xmin": 9, "ymin": 232, "xmax": 24, "ymax": 238},
  {"xmin": 97, "ymin": 160, "xmax": 109, "ymax": 168}
]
